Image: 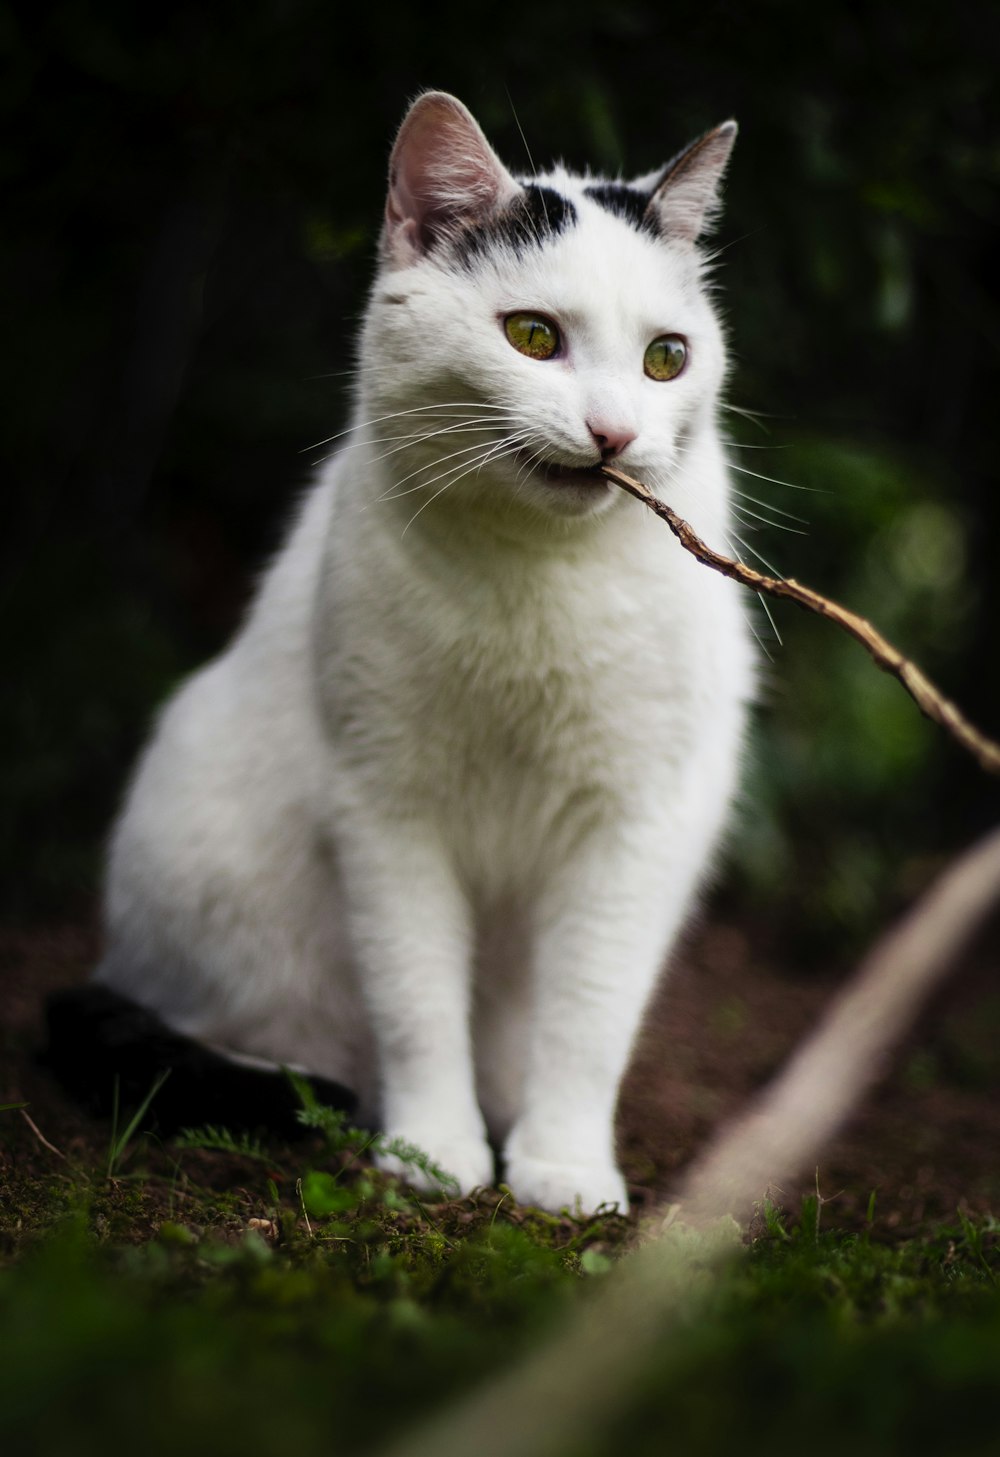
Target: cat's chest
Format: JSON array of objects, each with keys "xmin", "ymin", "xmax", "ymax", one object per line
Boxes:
[{"xmin": 332, "ymin": 550, "xmax": 702, "ymax": 797}]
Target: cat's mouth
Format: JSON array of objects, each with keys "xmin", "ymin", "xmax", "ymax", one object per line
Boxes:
[{"xmin": 514, "ymin": 451, "xmax": 608, "ymax": 490}]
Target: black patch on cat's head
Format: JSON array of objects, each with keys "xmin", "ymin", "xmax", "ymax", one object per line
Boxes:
[
  {"xmin": 451, "ymin": 183, "xmax": 577, "ymax": 267},
  {"xmin": 584, "ymin": 182, "xmax": 659, "ymax": 236}
]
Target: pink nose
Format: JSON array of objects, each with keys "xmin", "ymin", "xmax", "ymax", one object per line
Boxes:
[{"xmin": 588, "ymin": 424, "xmax": 636, "ymax": 460}]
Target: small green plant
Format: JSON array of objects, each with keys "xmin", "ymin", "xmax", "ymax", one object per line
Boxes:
[
  {"xmin": 286, "ymin": 1069, "xmax": 461, "ymax": 1195},
  {"xmin": 798, "ymin": 1171, "xmax": 845, "ymax": 1241},
  {"xmin": 958, "ymin": 1209, "xmax": 998, "ymax": 1285},
  {"xmin": 174, "ymin": 1125, "xmax": 270, "ymax": 1162},
  {"xmin": 757, "ymin": 1197, "xmax": 791, "ymax": 1242},
  {"xmin": 106, "ymin": 1070, "xmax": 171, "ymax": 1179}
]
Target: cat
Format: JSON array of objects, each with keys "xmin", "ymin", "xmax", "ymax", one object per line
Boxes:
[{"xmin": 82, "ymin": 92, "xmax": 754, "ymax": 1213}]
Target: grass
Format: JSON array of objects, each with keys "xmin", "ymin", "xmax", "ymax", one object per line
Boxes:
[
  {"xmin": 105, "ymin": 1069, "xmax": 172, "ymax": 1179},
  {"xmin": 2, "ymin": 1090, "xmax": 1000, "ymax": 1457}
]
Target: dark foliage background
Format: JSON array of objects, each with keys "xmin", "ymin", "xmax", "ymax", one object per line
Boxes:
[{"xmin": 4, "ymin": 0, "xmax": 999, "ymax": 945}]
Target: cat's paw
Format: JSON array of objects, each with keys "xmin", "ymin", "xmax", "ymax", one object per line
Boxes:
[
  {"xmin": 503, "ymin": 1150, "xmax": 630, "ymax": 1215},
  {"xmin": 376, "ymin": 1129, "xmax": 495, "ymax": 1197}
]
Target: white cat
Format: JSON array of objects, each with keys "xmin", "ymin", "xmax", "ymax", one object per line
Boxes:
[{"xmin": 96, "ymin": 92, "xmax": 754, "ymax": 1213}]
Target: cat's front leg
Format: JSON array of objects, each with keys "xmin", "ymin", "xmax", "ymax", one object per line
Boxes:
[
  {"xmin": 503, "ymin": 831, "xmax": 699, "ymax": 1215},
  {"xmin": 336, "ymin": 814, "xmax": 494, "ymax": 1196}
]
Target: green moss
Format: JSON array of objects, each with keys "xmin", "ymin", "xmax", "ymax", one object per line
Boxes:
[
  {"xmin": 3, "ymin": 1176, "xmax": 1000, "ymax": 1457},
  {"xmin": 3, "ymin": 1111, "xmax": 1000, "ymax": 1457}
]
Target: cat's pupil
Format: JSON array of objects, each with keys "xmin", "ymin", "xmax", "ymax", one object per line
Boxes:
[{"xmin": 504, "ymin": 312, "xmax": 560, "ymax": 360}]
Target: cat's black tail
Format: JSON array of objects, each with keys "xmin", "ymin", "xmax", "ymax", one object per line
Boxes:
[{"xmin": 42, "ymin": 984, "xmax": 357, "ymax": 1138}]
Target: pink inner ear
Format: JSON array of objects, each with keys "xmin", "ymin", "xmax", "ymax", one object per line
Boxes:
[
  {"xmin": 385, "ymin": 93, "xmax": 519, "ymax": 261},
  {"xmin": 647, "ymin": 122, "xmax": 737, "ymax": 244}
]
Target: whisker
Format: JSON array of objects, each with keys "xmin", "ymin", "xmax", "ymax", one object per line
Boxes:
[
  {"xmin": 754, "ymin": 590, "xmax": 784, "ymax": 647},
  {"xmin": 387, "ymin": 433, "xmax": 531, "ymax": 510},
  {"xmin": 309, "ymin": 415, "xmax": 523, "ymax": 474},
  {"xmin": 513, "ymin": 446, "xmax": 546, "ymax": 486},
  {"xmin": 506, "ymin": 85, "xmax": 541, "ymax": 183},
  {"xmin": 368, "ymin": 418, "xmax": 521, "ymax": 470},
  {"xmin": 699, "ymin": 227, "xmax": 764, "ymax": 265},
  {"xmin": 399, "ymin": 479, "xmax": 458, "ymax": 536},
  {"xmin": 720, "ymin": 403, "xmax": 783, "ymax": 428},
  {"xmin": 727, "ymin": 528, "xmax": 786, "ymax": 581},
  {"xmin": 322, "ymin": 420, "xmax": 503, "ymax": 459},
  {"xmin": 732, "ymin": 503, "xmax": 808, "ymax": 536},
  {"xmin": 730, "ymin": 488, "xmax": 808, "ymax": 525},
  {"xmin": 480, "ymin": 434, "xmax": 535, "ymax": 477},
  {"xmin": 725, "ymin": 441, "xmax": 793, "ymax": 452},
  {"xmin": 660, "ymin": 444, "xmax": 786, "ymax": 651},
  {"xmin": 300, "ymin": 401, "xmax": 516, "ymax": 455},
  {"xmin": 728, "ymin": 461, "xmax": 821, "ymax": 494},
  {"xmin": 745, "ymin": 613, "xmax": 777, "ymax": 663},
  {"xmin": 400, "ymin": 436, "xmax": 527, "ymax": 537},
  {"xmin": 377, "ymin": 434, "xmax": 527, "ymax": 504}
]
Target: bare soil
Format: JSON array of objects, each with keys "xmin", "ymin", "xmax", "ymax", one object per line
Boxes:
[{"xmin": 2, "ymin": 911, "xmax": 999, "ymax": 1237}]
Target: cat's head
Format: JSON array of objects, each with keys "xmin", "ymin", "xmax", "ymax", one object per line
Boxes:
[{"xmin": 359, "ymin": 92, "xmax": 735, "ymax": 527}]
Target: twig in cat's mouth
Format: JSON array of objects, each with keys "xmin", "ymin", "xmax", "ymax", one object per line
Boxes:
[{"xmin": 601, "ymin": 463, "xmax": 1000, "ymax": 777}]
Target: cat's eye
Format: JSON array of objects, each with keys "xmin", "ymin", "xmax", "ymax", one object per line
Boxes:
[
  {"xmin": 643, "ymin": 335, "xmax": 687, "ymax": 381},
  {"xmin": 504, "ymin": 313, "xmax": 561, "ymax": 360}
]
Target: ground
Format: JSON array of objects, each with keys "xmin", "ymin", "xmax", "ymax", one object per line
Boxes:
[
  {"xmin": 2, "ymin": 910, "xmax": 1000, "ymax": 1457},
  {"xmin": 3, "ymin": 908, "xmax": 999, "ymax": 1232}
]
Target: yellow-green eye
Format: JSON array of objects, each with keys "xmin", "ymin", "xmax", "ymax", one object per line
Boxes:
[
  {"xmin": 504, "ymin": 312, "xmax": 560, "ymax": 360},
  {"xmin": 644, "ymin": 334, "xmax": 687, "ymax": 381}
]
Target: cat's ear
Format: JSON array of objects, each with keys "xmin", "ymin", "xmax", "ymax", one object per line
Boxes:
[
  {"xmin": 640, "ymin": 121, "xmax": 737, "ymax": 243},
  {"xmin": 383, "ymin": 92, "xmax": 520, "ymax": 266}
]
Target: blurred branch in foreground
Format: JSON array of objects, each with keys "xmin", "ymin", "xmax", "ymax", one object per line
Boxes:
[{"xmin": 382, "ymin": 825, "xmax": 1000, "ymax": 1457}]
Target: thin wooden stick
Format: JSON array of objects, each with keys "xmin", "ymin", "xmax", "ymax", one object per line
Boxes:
[
  {"xmin": 601, "ymin": 464, "xmax": 1000, "ymax": 776},
  {"xmin": 19, "ymin": 1108, "xmax": 68, "ymax": 1162}
]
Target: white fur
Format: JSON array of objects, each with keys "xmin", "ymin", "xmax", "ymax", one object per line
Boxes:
[{"xmin": 97, "ymin": 95, "xmax": 754, "ymax": 1213}]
